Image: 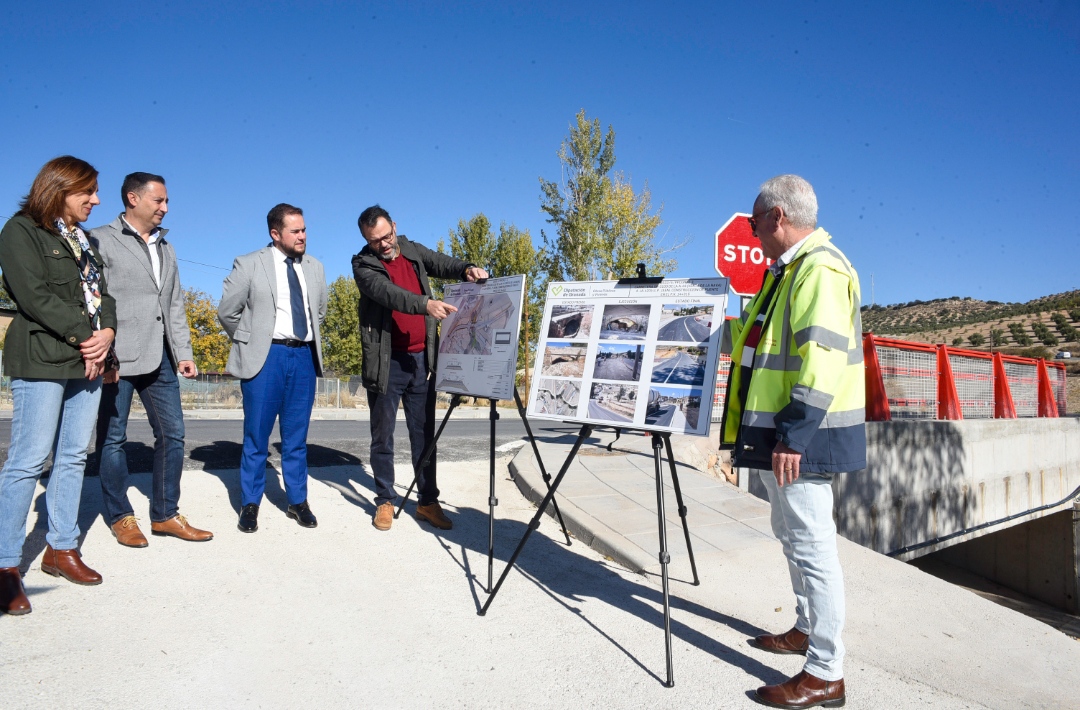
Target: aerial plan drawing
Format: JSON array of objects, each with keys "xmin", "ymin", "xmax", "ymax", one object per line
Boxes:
[{"xmin": 439, "ymin": 292, "xmax": 517, "ymax": 355}]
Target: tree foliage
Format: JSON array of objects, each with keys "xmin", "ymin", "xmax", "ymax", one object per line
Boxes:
[
  {"xmin": 539, "ymin": 110, "xmax": 679, "ymax": 282},
  {"xmin": 183, "ymin": 288, "xmax": 230, "ymax": 373},
  {"xmin": 321, "ymin": 275, "xmax": 362, "ymax": 376},
  {"xmin": 440, "ymin": 214, "xmax": 547, "ymax": 378},
  {"xmin": 0, "ymin": 274, "xmax": 15, "ymax": 309}
]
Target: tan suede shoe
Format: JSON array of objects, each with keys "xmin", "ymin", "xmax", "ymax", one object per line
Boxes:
[
  {"xmin": 415, "ymin": 502, "xmax": 453, "ymax": 530},
  {"xmin": 151, "ymin": 514, "xmax": 213, "ymax": 542},
  {"xmin": 111, "ymin": 516, "xmax": 148, "ymax": 548},
  {"xmin": 373, "ymin": 502, "xmax": 394, "ymax": 531}
]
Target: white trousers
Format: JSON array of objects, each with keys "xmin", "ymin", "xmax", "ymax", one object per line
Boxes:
[{"xmin": 756, "ymin": 468, "xmax": 846, "ymax": 681}]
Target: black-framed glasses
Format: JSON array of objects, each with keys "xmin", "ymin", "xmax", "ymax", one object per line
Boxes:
[
  {"xmin": 366, "ymin": 227, "xmax": 396, "ymax": 247},
  {"xmin": 747, "ymin": 207, "xmax": 774, "ymax": 234}
]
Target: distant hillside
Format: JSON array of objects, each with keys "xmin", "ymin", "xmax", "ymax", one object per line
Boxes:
[{"xmin": 861, "ymin": 289, "xmax": 1080, "ymax": 365}]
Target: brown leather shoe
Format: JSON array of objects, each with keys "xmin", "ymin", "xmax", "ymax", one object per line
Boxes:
[
  {"xmin": 0, "ymin": 567, "xmax": 31, "ymax": 615},
  {"xmin": 151, "ymin": 514, "xmax": 213, "ymax": 542},
  {"xmin": 754, "ymin": 670, "xmax": 845, "ymax": 708},
  {"xmin": 750, "ymin": 626, "xmax": 810, "ymax": 655},
  {"xmin": 373, "ymin": 502, "xmax": 394, "ymax": 531},
  {"xmin": 40, "ymin": 546, "xmax": 102, "ymax": 586},
  {"xmin": 415, "ymin": 502, "xmax": 453, "ymax": 530},
  {"xmin": 111, "ymin": 515, "xmax": 148, "ymax": 548}
]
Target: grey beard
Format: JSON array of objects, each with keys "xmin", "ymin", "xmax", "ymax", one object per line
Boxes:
[{"xmin": 377, "ymin": 246, "xmax": 400, "ymax": 262}]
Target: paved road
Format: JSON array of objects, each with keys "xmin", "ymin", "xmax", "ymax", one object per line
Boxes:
[
  {"xmin": 651, "ymin": 350, "xmax": 705, "ymax": 385},
  {"xmin": 658, "ymin": 315, "xmax": 709, "ymax": 342},
  {"xmin": 593, "ymin": 357, "xmax": 639, "ymax": 381},
  {"xmin": 0, "ymin": 417, "xmax": 563, "ymax": 473},
  {"xmin": 587, "ymin": 401, "xmax": 632, "ymax": 422},
  {"xmin": 645, "ymin": 404, "xmax": 686, "ymax": 428}
]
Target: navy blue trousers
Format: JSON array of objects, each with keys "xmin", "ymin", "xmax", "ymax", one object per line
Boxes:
[{"xmin": 240, "ymin": 343, "xmax": 316, "ymax": 506}]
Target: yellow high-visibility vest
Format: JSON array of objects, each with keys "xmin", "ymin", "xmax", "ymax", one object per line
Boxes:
[{"xmin": 721, "ymin": 228, "xmax": 866, "ymax": 473}]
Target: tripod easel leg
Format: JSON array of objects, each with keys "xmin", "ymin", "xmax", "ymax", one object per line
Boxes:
[
  {"xmin": 479, "ymin": 424, "xmax": 593, "ymax": 616},
  {"xmin": 513, "ymin": 387, "xmax": 572, "ymax": 546},
  {"xmin": 663, "ymin": 434, "xmax": 700, "ymax": 586},
  {"xmin": 651, "ymin": 433, "xmax": 675, "ymax": 688},
  {"xmin": 395, "ymin": 395, "xmax": 461, "ymax": 519},
  {"xmin": 487, "ymin": 398, "xmax": 498, "ymax": 593}
]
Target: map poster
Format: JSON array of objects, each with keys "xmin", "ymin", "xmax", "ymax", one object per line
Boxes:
[
  {"xmin": 526, "ymin": 277, "xmax": 729, "ymax": 437},
  {"xmin": 434, "ymin": 274, "xmax": 526, "ymax": 401}
]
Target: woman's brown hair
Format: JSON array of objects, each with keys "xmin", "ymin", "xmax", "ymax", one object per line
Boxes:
[{"xmin": 17, "ymin": 156, "xmax": 99, "ymax": 232}]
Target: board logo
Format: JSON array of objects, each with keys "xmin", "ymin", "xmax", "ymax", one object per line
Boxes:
[{"xmin": 551, "ymin": 285, "xmax": 564, "ymax": 296}]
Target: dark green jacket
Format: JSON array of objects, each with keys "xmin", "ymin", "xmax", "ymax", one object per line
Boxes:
[
  {"xmin": 351, "ymin": 235, "xmax": 472, "ymax": 394},
  {"xmin": 0, "ymin": 215, "xmax": 117, "ymax": 379}
]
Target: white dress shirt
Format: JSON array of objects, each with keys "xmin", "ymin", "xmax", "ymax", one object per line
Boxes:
[
  {"xmin": 121, "ymin": 215, "xmax": 163, "ymax": 287},
  {"xmin": 271, "ymin": 246, "xmax": 313, "ymax": 341}
]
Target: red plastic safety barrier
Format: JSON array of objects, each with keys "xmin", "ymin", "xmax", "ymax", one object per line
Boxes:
[{"xmin": 863, "ymin": 334, "xmax": 1066, "ymax": 421}]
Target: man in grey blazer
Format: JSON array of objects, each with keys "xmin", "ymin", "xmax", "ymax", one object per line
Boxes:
[
  {"xmin": 218, "ymin": 203, "xmax": 328, "ymax": 533},
  {"xmin": 90, "ymin": 172, "xmax": 213, "ymax": 547}
]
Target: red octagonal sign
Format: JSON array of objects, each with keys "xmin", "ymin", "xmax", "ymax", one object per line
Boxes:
[{"xmin": 714, "ymin": 213, "xmax": 773, "ymax": 296}]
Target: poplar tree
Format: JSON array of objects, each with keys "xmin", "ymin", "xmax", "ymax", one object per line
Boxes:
[{"xmin": 539, "ymin": 110, "xmax": 680, "ymax": 282}]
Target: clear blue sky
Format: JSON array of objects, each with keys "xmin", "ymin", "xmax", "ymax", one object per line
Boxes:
[{"xmin": 1, "ymin": 1, "xmax": 1077, "ymax": 308}]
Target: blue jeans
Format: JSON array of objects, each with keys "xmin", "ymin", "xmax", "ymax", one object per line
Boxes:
[
  {"xmin": 96, "ymin": 344, "xmax": 185, "ymax": 524},
  {"xmin": 240, "ymin": 343, "xmax": 316, "ymax": 506},
  {"xmin": 367, "ymin": 350, "xmax": 439, "ymax": 506},
  {"xmin": 756, "ymin": 469, "xmax": 846, "ymax": 681},
  {"xmin": 0, "ymin": 377, "xmax": 102, "ymax": 567}
]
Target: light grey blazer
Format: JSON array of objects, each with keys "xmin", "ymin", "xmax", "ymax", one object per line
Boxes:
[
  {"xmin": 217, "ymin": 246, "xmax": 327, "ymax": 379},
  {"xmin": 89, "ymin": 215, "xmax": 194, "ymax": 377}
]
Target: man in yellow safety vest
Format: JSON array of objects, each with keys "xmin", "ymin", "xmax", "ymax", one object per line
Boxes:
[{"xmin": 721, "ymin": 174, "xmax": 865, "ymax": 709}]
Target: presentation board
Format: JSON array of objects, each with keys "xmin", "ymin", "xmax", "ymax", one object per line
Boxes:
[
  {"xmin": 434, "ymin": 274, "xmax": 526, "ymax": 401},
  {"xmin": 526, "ymin": 277, "xmax": 729, "ymax": 436}
]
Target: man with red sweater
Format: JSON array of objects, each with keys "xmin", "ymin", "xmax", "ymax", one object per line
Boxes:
[{"xmin": 352, "ymin": 205, "xmax": 488, "ymax": 531}]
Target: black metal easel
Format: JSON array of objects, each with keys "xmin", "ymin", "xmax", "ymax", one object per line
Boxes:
[
  {"xmin": 477, "ymin": 263, "xmax": 700, "ymax": 688},
  {"xmin": 395, "ymin": 388, "xmax": 573, "ymax": 592}
]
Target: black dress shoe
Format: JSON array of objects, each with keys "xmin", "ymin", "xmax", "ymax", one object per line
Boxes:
[
  {"xmin": 286, "ymin": 501, "xmax": 318, "ymax": 528},
  {"xmin": 237, "ymin": 503, "xmax": 259, "ymax": 533}
]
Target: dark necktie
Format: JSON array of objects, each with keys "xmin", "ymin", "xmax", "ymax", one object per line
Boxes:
[{"xmin": 286, "ymin": 257, "xmax": 308, "ymax": 340}]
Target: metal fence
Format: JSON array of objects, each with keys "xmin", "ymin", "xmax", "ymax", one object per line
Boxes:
[{"xmin": 865, "ymin": 334, "xmax": 1068, "ymax": 420}]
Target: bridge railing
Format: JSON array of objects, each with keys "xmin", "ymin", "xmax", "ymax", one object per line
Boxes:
[
  {"xmin": 709, "ymin": 333, "xmax": 1068, "ymax": 424},
  {"xmin": 863, "ymin": 334, "xmax": 1067, "ymax": 421}
]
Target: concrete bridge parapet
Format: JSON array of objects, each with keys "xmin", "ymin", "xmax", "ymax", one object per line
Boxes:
[{"xmin": 824, "ymin": 418, "xmax": 1080, "ymax": 559}]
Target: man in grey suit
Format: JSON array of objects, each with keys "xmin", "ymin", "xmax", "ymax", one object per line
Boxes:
[
  {"xmin": 91, "ymin": 172, "xmax": 213, "ymax": 547},
  {"xmin": 218, "ymin": 203, "xmax": 328, "ymax": 533}
]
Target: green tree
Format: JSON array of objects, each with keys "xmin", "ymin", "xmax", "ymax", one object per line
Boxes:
[
  {"xmin": 539, "ymin": 110, "xmax": 680, "ymax": 282},
  {"xmin": 183, "ymin": 288, "xmax": 230, "ymax": 373},
  {"xmin": 990, "ymin": 328, "xmax": 1006, "ymax": 347},
  {"xmin": 952, "ymin": 336, "xmax": 964, "ymax": 346},
  {"xmin": 440, "ymin": 214, "xmax": 547, "ymax": 382},
  {"xmin": 0, "ymin": 274, "xmax": 13, "ymax": 309},
  {"xmin": 968, "ymin": 332, "xmax": 985, "ymax": 347},
  {"xmin": 321, "ymin": 275, "xmax": 362, "ymax": 376}
]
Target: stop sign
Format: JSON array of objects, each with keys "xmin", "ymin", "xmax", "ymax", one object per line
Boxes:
[{"xmin": 714, "ymin": 213, "xmax": 773, "ymax": 296}]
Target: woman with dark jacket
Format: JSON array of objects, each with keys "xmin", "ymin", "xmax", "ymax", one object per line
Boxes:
[{"xmin": 0, "ymin": 156, "xmax": 117, "ymax": 616}]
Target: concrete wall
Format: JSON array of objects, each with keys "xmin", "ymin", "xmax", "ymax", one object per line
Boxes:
[
  {"xmin": 748, "ymin": 418, "xmax": 1080, "ymax": 559},
  {"xmin": 928, "ymin": 503, "xmax": 1080, "ymax": 613}
]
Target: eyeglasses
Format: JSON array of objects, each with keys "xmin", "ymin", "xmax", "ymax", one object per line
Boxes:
[
  {"xmin": 747, "ymin": 207, "xmax": 774, "ymax": 234},
  {"xmin": 365, "ymin": 228, "xmax": 395, "ymax": 247}
]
